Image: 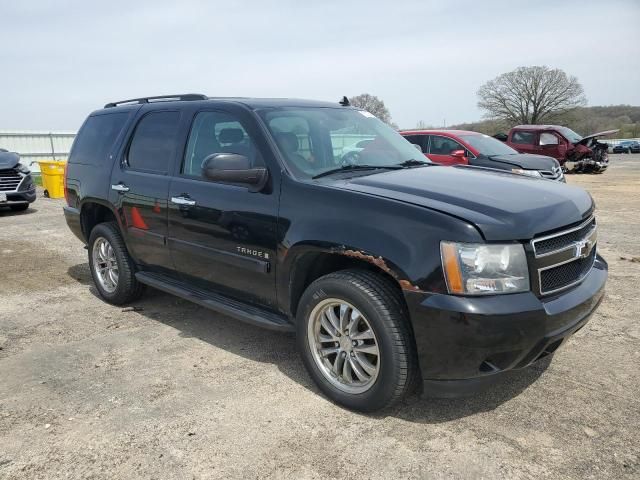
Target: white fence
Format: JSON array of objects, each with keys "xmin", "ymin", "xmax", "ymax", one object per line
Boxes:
[{"xmin": 0, "ymin": 131, "xmax": 76, "ymax": 172}]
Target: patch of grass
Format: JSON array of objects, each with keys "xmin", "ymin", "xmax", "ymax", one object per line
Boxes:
[{"xmin": 32, "ymin": 174, "xmax": 42, "ymax": 186}]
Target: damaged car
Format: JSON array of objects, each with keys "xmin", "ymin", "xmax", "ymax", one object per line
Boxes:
[{"xmin": 497, "ymin": 125, "xmax": 617, "ymax": 174}]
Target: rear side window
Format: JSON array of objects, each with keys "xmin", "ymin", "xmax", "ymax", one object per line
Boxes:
[
  {"xmin": 511, "ymin": 131, "xmax": 535, "ymax": 145},
  {"xmin": 69, "ymin": 112, "xmax": 129, "ymax": 165},
  {"xmin": 127, "ymin": 111, "xmax": 180, "ymax": 174},
  {"xmin": 403, "ymin": 135, "xmax": 427, "ymax": 152}
]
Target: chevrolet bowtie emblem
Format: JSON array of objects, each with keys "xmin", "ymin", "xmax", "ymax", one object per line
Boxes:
[{"xmin": 574, "ymin": 239, "xmax": 593, "ymax": 259}]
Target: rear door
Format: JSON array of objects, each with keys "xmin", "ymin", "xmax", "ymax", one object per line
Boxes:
[
  {"xmin": 427, "ymin": 135, "xmax": 468, "ymax": 165},
  {"xmin": 167, "ymin": 105, "xmax": 279, "ymax": 308},
  {"xmin": 109, "ymin": 108, "xmax": 183, "ymax": 273}
]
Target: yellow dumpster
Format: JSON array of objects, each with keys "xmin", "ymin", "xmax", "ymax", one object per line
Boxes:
[{"xmin": 38, "ymin": 160, "xmax": 66, "ymax": 199}]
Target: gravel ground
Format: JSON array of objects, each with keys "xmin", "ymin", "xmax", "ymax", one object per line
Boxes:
[{"xmin": 1, "ymin": 155, "xmax": 639, "ymax": 479}]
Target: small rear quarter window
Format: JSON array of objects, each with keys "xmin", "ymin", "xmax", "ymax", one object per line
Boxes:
[{"xmin": 69, "ymin": 112, "xmax": 129, "ymax": 165}]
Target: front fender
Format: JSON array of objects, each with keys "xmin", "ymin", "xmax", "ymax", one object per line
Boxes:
[
  {"xmin": 284, "ymin": 239, "xmax": 413, "ymax": 286},
  {"xmin": 276, "ymin": 177, "xmax": 484, "ymax": 313},
  {"xmin": 277, "ymin": 240, "xmax": 414, "ymax": 319}
]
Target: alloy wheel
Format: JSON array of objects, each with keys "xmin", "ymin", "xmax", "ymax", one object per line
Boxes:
[
  {"xmin": 92, "ymin": 237, "xmax": 119, "ymax": 293},
  {"xmin": 307, "ymin": 299, "xmax": 380, "ymax": 394}
]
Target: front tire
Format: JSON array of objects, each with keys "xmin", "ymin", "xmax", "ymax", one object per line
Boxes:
[
  {"xmin": 297, "ymin": 270, "xmax": 418, "ymax": 412},
  {"xmin": 88, "ymin": 222, "xmax": 144, "ymax": 305},
  {"xmin": 9, "ymin": 204, "xmax": 29, "ymax": 212}
]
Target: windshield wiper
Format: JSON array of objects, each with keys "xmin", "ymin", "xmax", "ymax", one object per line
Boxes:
[
  {"xmin": 396, "ymin": 159, "xmax": 431, "ymax": 167},
  {"xmin": 312, "ymin": 164, "xmax": 402, "ymax": 179}
]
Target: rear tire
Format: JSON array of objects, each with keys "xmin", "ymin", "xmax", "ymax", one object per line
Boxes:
[
  {"xmin": 297, "ymin": 270, "xmax": 418, "ymax": 412},
  {"xmin": 88, "ymin": 222, "xmax": 144, "ymax": 305}
]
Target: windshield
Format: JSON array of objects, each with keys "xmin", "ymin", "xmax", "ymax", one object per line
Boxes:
[
  {"xmin": 556, "ymin": 126, "xmax": 582, "ymax": 143},
  {"xmin": 458, "ymin": 134, "xmax": 518, "ymax": 156},
  {"xmin": 258, "ymin": 107, "xmax": 428, "ymax": 179}
]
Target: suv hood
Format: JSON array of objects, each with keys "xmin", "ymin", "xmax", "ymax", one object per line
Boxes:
[
  {"xmin": 336, "ymin": 166, "xmax": 593, "ymax": 241},
  {"xmin": 485, "ymin": 153, "xmax": 558, "ymax": 170},
  {"xmin": 0, "ymin": 151, "xmax": 20, "ymax": 169},
  {"xmin": 576, "ymin": 129, "xmax": 618, "ymax": 146}
]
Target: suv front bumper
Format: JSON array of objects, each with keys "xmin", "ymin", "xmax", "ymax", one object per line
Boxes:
[
  {"xmin": 404, "ymin": 254, "xmax": 607, "ymax": 392},
  {"xmin": 0, "ymin": 187, "xmax": 37, "ymax": 205},
  {"xmin": 0, "ymin": 168, "xmax": 37, "ymax": 206}
]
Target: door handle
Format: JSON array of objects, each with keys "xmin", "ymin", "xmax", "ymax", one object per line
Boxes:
[
  {"xmin": 111, "ymin": 183, "xmax": 130, "ymax": 193},
  {"xmin": 171, "ymin": 196, "xmax": 196, "ymax": 206}
]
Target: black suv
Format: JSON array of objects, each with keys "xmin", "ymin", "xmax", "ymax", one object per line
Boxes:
[{"xmin": 64, "ymin": 94, "xmax": 607, "ymax": 412}]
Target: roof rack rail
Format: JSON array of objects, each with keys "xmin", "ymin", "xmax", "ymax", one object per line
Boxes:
[{"xmin": 104, "ymin": 93, "xmax": 208, "ymax": 108}]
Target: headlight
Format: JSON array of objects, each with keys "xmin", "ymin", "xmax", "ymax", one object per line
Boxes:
[
  {"xmin": 512, "ymin": 168, "xmax": 541, "ymax": 177},
  {"xmin": 16, "ymin": 162, "xmax": 30, "ymax": 174},
  {"xmin": 440, "ymin": 242, "xmax": 530, "ymax": 295}
]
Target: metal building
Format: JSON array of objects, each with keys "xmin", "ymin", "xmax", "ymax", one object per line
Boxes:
[{"xmin": 0, "ymin": 131, "xmax": 76, "ymax": 172}]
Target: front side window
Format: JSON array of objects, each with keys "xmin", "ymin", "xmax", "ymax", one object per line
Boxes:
[
  {"xmin": 183, "ymin": 111, "xmax": 264, "ymax": 178},
  {"xmin": 511, "ymin": 131, "xmax": 535, "ymax": 145},
  {"xmin": 127, "ymin": 111, "xmax": 180, "ymax": 174},
  {"xmin": 258, "ymin": 107, "xmax": 427, "ymax": 179},
  {"xmin": 429, "ymin": 135, "xmax": 464, "ymax": 155},
  {"xmin": 539, "ymin": 132, "xmax": 559, "ymax": 146}
]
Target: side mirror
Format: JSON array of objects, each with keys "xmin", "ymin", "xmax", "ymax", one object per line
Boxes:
[
  {"xmin": 451, "ymin": 149, "xmax": 466, "ymax": 158},
  {"xmin": 412, "ymin": 143, "xmax": 423, "ymax": 153},
  {"xmin": 202, "ymin": 153, "xmax": 268, "ymax": 191}
]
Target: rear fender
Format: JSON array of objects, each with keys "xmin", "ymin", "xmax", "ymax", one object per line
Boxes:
[{"xmin": 79, "ymin": 198, "xmax": 126, "ymax": 240}]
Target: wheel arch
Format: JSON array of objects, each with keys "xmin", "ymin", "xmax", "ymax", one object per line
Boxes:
[
  {"xmin": 79, "ymin": 198, "xmax": 122, "ymax": 241},
  {"xmin": 283, "ymin": 243, "xmax": 418, "ymax": 318}
]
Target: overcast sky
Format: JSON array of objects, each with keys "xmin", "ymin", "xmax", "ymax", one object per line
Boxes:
[{"xmin": 1, "ymin": 0, "xmax": 639, "ymax": 131}]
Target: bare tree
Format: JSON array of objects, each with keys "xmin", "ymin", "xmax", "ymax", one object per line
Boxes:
[
  {"xmin": 349, "ymin": 93, "xmax": 395, "ymax": 126},
  {"xmin": 477, "ymin": 66, "xmax": 586, "ymax": 124}
]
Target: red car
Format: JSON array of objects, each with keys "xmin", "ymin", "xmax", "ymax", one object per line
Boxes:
[{"xmin": 400, "ymin": 129, "xmax": 564, "ymax": 181}]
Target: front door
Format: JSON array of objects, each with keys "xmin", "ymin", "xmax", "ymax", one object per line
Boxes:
[
  {"xmin": 427, "ymin": 135, "xmax": 469, "ymax": 165},
  {"xmin": 109, "ymin": 109, "xmax": 182, "ymax": 273},
  {"xmin": 167, "ymin": 107, "xmax": 279, "ymax": 308},
  {"xmin": 538, "ymin": 131, "xmax": 564, "ymax": 161}
]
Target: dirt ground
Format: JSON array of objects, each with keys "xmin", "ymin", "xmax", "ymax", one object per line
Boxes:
[{"xmin": 1, "ymin": 156, "xmax": 639, "ymax": 479}]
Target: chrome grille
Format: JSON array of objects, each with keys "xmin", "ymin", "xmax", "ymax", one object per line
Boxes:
[
  {"xmin": 531, "ymin": 216, "xmax": 597, "ymax": 295},
  {"xmin": 539, "ymin": 166, "xmax": 563, "ymax": 180},
  {"xmin": 540, "ymin": 248, "xmax": 596, "ymax": 293},
  {"xmin": 0, "ymin": 168, "xmax": 22, "ymax": 192},
  {"xmin": 532, "ymin": 217, "xmax": 596, "ymax": 256}
]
